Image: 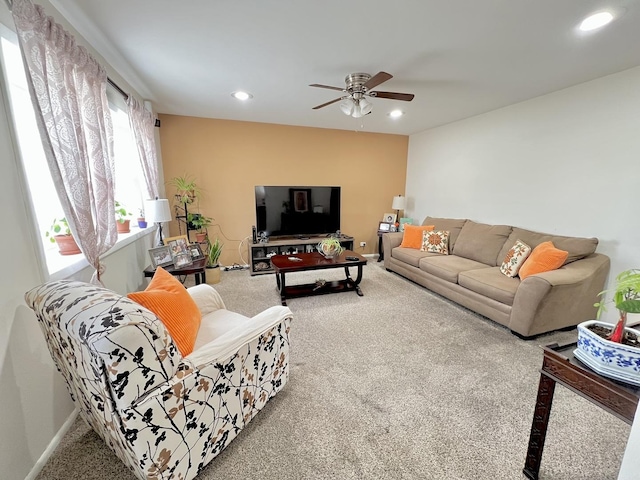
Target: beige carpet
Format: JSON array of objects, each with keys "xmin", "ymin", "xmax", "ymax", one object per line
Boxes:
[{"xmin": 36, "ymin": 261, "xmax": 630, "ymax": 479}]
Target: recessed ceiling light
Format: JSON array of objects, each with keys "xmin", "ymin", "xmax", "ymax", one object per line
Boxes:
[
  {"xmin": 388, "ymin": 110, "xmax": 404, "ymax": 118},
  {"xmin": 579, "ymin": 11, "xmax": 614, "ymax": 31},
  {"xmin": 231, "ymin": 91, "xmax": 253, "ymax": 100}
]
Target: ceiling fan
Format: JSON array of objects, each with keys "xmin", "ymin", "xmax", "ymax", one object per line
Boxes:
[{"xmin": 310, "ymin": 71, "xmax": 414, "ymax": 118}]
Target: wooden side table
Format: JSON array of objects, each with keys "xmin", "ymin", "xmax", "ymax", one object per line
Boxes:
[
  {"xmin": 144, "ymin": 258, "xmax": 207, "ymax": 285},
  {"xmin": 523, "ymin": 342, "xmax": 640, "ymax": 479}
]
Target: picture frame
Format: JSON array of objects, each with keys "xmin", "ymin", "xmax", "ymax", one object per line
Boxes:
[
  {"xmin": 168, "ymin": 237, "xmax": 192, "ymax": 268},
  {"xmin": 378, "ymin": 221, "xmax": 392, "ymax": 233},
  {"xmin": 399, "ymin": 217, "xmax": 413, "ymax": 232},
  {"xmin": 148, "ymin": 245, "xmax": 173, "ymax": 268},
  {"xmin": 290, "ymin": 188, "xmax": 311, "ymax": 213},
  {"xmin": 383, "ymin": 213, "xmax": 397, "ymax": 224},
  {"xmin": 188, "ymin": 242, "xmax": 204, "ymax": 260},
  {"xmin": 164, "ymin": 234, "xmax": 189, "ymax": 246}
]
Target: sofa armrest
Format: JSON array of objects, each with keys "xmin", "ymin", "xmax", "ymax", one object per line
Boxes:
[
  {"xmin": 509, "ymin": 253, "xmax": 610, "ymax": 337},
  {"xmin": 187, "ymin": 283, "xmax": 226, "ymax": 315},
  {"xmin": 382, "ymin": 232, "xmax": 404, "ymax": 267}
]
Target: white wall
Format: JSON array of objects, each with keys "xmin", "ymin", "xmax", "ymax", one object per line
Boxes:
[
  {"xmin": 0, "ymin": 2, "xmax": 159, "ymax": 479},
  {"xmin": 406, "ymin": 65, "xmax": 640, "ymax": 479},
  {"xmin": 407, "ymin": 65, "xmax": 640, "ymax": 324}
]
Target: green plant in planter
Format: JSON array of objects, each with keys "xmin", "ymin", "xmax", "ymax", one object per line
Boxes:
[
  {"xmin": 168, "ymin": 174, "xmax": 201, "ymax": 205},
  {"xmin": 115, "ymin": 201, "xmax": 132, "ymax": 223},
  {"xmin": 317, "ymin": 236, "xmax": 344, "ymax": 259},
  {"xmin": 594, "ymin": 269, "xmax": 640, "ymax": 343},
  {"xmin": 207, "ymin": 237, "xmax": 223, "ymax": 267},
  {"xmin": 187, "ymin": 213, "xmax": 213, "ymax": 233},
  {"xmin": 45, "ymin": 217, "xmax": 71, "ymax": 241}
]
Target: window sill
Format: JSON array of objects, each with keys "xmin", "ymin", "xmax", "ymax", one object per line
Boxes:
[{"xmin": 47, "ymin": 225, "xmax": 156, "ymax": 281}]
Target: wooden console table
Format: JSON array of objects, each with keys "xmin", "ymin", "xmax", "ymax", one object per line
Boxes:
[{"xmin": 523, "ymin": 342, "xmax": 640, "ymax": 479}]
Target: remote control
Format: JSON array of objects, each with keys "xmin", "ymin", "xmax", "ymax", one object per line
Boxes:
[
  {"xmin": 288, "ymin": 256, "xmax": 302, "ymax": 261},
  {"xmin": 346, "ymin": 256, "xmax": 359, "ymax": 261}
]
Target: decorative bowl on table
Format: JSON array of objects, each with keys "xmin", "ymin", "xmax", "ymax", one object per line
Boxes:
[
  {"xmin": 574, "ymin": 320, "xmax": 640, "ymax": 386},
  {"xmin": 317, "ymin": 238, "xmax": 344, "ymax": 260}
]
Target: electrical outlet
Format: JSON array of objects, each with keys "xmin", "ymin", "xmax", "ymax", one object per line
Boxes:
[{"xmin": 360, "ymin": 241, "xmax": 366, "ymax": 247}]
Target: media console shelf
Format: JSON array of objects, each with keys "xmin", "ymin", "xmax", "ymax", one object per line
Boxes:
[{"xmin": 249, "ymin": 235, "xmax": 354, "ymax": 276}]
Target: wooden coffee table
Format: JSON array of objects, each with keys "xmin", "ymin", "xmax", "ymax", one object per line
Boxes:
[{"xmin": 270, "ymin": 250, "xmax": 367, "ymax": 305}]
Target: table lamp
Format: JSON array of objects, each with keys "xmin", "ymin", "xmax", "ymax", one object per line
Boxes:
[
  {"xmin": 392, "ymin": 195, "xmax": 406, "ymax": 222},
  {"xmin": 145, "ymin": 198, "xmax": 172, "ymax": 245}
]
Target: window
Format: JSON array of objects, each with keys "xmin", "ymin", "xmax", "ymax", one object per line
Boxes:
[{"xmin": 0, "ymin": 23, "xmax": 147, "ymax": 277}]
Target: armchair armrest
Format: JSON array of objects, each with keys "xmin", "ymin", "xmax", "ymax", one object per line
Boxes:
[
  {"xmin": 186, "ymin": 305, "xmax": 293, "ymax": 368},
  {"xmin": 187, "ymin": 283, "xmax": 226, "ymax": 315}
]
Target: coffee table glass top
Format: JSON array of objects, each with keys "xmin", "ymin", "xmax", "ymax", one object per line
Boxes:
[{"xmin": 270, "ymin": 250, "xmax": 366, "ymax": 272}]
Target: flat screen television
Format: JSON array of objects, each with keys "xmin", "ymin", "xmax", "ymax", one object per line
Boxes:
[{"xmin": 255, "ymin": 186, "xmax": 341, "ymax": 238}]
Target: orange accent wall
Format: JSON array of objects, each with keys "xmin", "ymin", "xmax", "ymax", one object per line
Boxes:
[{"xmin": 158, "ymin": 115, "xmax": 408, "ymax": 266}]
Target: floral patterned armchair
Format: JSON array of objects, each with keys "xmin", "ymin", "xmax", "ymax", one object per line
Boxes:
[{"xmin": 25, "ymin": 280, "xmax": 293, "ymax": 480}]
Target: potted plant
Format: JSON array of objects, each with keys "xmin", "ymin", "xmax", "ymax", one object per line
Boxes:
[
  {"xmin": 45, "ymin": 217, "xmax": 81, "ymax": 255},
  {"xmin": 206, "ymin": 237, "xmax": 223, "ymax": 284},
  {"xmin": 188, "ymin": 213, "xmax": 213, "ymax": 242},
  {"xmin": 115, "ymin": 201, "xmax": 132, "ymax": 233},
  {"xmin": 136, "ymin": 208, "xmax": 147, "ymax": 228},
  {"xmin": 168, "ymin": 174, "xmax": 201, "ymax": 205},
  {"xmin": 317, "ymin": 236, "xmax": 344, "ymax": 259},
  {"xmin": 575, "ymin": 269, "xmax": 640, "ymax": 385}
]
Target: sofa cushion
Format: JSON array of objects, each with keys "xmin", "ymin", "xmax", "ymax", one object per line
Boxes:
[
  {"xmin": 459, "ymin": 267, "xmax": 520, "ymax": 306},
  {"xmin": 421, "ymin": 230, "xmax": 450, "ymax": 255},
  {"xmin": 423, "ymin": 217, "xmax": 468, "ymax": 249},
  {"xmin": 499, "ymin": 239, "xmax": 532, "ymax": 277},
  {"xmin": 194, "ymin": 309, "xmax": 251, "ymax": 351},
  {"xmin": 419, "ymin": 255, "xmax": 491, "ymax": 284},
  {"xmin": 497, "ymin": 227, "xmax": 597, "ymax": 266},
  {"xmin": 392, "ymin": 247, "xmax": 439, "ymax": 267},
  {"xmin": 518, "ymin": 241, "xmax": 568, "ymax": 280},
  {"xmin": 400, "ymin": 224, "xmax": 435, "ymax": 249},
  {"xmin": 452, "ymin": 220, "xmax": 512, "ymax": 266}
]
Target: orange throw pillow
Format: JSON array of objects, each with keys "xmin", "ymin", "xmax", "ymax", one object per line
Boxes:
[
  {"xmin": 127, "ymin": 267, "xmax": 202, "ymax": 356},
  {"xmin": 400, "ymin": 224, "xmax": 435, "ymax": 249},
  {"xmin": 518, "ymin": 241, "xmax": 569, "ymax": 280}
]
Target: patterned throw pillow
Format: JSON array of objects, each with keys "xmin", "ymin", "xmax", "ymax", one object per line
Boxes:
[
  {"xmin": 500, "ymin": 239, "xmax": 532, "ymax": 277},
  {"xmin": 421, "ymin": 230, "xmax": 450, "ymax": 255}
]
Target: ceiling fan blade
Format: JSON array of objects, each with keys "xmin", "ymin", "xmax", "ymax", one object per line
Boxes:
[
  {"xmin": 312, "ymin": 97, "xmax": 343, "ymax": 110},
  {"xmin": 371, "ymin": 91, "xmax": 415, "ymax": 102},
  {"xmin": 309, "ymin": 83, "xmax": 345, "ymax": 92},
  {"xmin": 363, "ymin": 71, "xmax": 392, "ymax": 91}
]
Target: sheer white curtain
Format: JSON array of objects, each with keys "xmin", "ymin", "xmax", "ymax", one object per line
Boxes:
[
  {"xmin": 127, "ymin": 96, "xmax": 159, "ymax": 200},
  {"xmin": 12, "ymin": 0, "xmax": 117, "ymax": 284}
]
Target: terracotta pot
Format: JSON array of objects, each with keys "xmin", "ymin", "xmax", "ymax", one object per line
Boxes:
[
  {"xmin": 117, "ymin": 219, "xmax": 130, "ymax": 233},
  {"xmin": 195, "ymin": 232, "xmax": 207, "ymax": 243},
  {"xmin": 54, "ymin": 234, "xmax": 81, "ymax": 255},
  {"xmin": 137, "ymin": 218, "xmax": 147, "ymax": 228}
]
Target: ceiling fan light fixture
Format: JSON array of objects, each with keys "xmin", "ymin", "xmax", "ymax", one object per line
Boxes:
[
  {"xmin": 340, "ymin": 98, "xmax": 355, "ymax": 115},
  {"xmin": 359, "ymin": 97, "xmax": 373, "ymax": 115},
  {"xmin": 351, "ymin": 100, "xmax": 364, "ymax": 118}
]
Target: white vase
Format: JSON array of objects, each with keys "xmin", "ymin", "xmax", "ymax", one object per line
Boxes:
[{"xmin": 575, "ymin": 320, "xmax": 640, "ymax": 386}]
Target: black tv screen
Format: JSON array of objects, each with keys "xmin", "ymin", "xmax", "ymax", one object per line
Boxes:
[{"xmin": 255, "ymin": 186, "xmax": 341, "ymax": 238}]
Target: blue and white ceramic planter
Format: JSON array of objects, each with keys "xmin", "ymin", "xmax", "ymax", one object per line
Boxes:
[{"xmin": 575, "ymin": 320, "xmax": 640, "ymax": 386}]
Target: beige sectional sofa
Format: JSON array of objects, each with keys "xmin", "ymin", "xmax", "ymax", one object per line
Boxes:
[{"xmin": 383, "ymin": 217, "xmax": 610, "ymax": 338}]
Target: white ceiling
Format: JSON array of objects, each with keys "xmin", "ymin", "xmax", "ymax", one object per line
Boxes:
[{"xmin": 52, "ymin": 0, "xmax": 640, "ymax": 135}]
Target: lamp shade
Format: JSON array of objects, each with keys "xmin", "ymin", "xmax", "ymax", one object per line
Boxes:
[
  {"xmin": 145, "ymin": 199, "xmax": 172, "ymax": 223},
  {"xmin": 392, "ymin": 195, "xmax": 406, "ymax": 210}
]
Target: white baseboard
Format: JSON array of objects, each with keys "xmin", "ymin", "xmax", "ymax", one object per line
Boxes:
[{"xmin": 25, "ymin": 408, "xmax": 79, "ymax": 480}]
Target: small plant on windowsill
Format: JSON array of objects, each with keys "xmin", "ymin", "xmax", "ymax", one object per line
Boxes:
[
  {"xmin": 137, "ymin": 208, "xmax": 147, "ymax": 228},
  {"xmin": 115, "ymin": 201, "xmax": 133, "ymax": 233},
  {"xmin": 46, "ymin": 217, "xmax": 81, "ymax": 255}
]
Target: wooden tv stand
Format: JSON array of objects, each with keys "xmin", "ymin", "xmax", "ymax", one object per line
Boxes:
[{"xmin": 249, "ymin": 234, "xmax": 354, "ymax": 276}]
